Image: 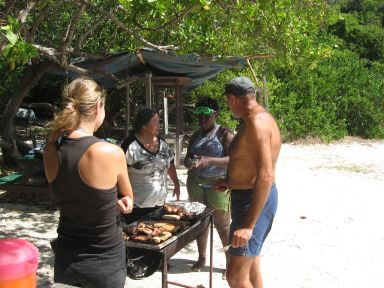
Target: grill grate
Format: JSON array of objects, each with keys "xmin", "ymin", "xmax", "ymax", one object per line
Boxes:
[{"xmin": 123, "ymin": 208, "xmax": 214, "ymax": 279}]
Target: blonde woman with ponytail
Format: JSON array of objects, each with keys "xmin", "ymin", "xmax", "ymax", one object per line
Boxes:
[{"xmin": 43, "ymin": 77, "xmax": 133, "ymax": 288}]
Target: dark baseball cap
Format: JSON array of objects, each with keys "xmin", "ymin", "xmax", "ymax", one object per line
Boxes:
[{"xmin": 224, "ymin": 76, "xmax": 256, "ymax": 96}]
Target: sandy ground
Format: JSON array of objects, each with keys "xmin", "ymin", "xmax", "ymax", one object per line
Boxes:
[{"xmin": 1, "ymin": 138, "xmax": 384, "ymax": 288}]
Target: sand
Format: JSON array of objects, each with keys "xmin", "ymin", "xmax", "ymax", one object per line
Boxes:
[{"xmin": 1, "ymin": 138, "xmax": 383, "ymax": 288}]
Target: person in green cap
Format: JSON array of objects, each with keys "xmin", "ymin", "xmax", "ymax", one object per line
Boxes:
[{"xmin": 184, "ymin": 96, "xmax": 234, "ymax": 278}]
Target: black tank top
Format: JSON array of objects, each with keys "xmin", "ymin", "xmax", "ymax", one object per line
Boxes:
[{"xmin": 50, "ymin": 136, "xmax": 122, "ymax": 254}]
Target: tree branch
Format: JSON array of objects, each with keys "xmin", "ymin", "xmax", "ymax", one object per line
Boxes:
[
  {"xmin": 57, "ymin": 3, "xmax": 85, "ymax": 70},
  {"xmin": 67, "ymin": 51, "xmax": 107, "ymax": 59},
  {"xmin": 33, "ymin": 44, "xmax": 59, "ymax": 56},
  {"xmin": 76, "ymin": 0, "xmax": 178, "ymax": 51},
  {"xmin": 3, "ymin": 0, "xmax": 18, "ymax": 17},
  {"xmin": 132, "ymin": 3, "xmax": 200, "ymax": 31},
  {"xmin": 76, "ymin": 15, "xmax": 107, "ymax": 50},
  {"xmin": 18, "ymin": 1, "xmax": 37, "ymax": 23},
  {"xmin": 104, "ymin": 24, "xmax": 118, "ymax": 54},
  {"xmin": 61, "ymin": 3, "xmax": 85, "ymax": 53},
  {"xmin": 67, "ymin": 63, "xmax": 120, "ymax": 82},
  {"xmin": 33, "ymin": 44, "xmax": 119, "ymax": 82},
  {"xmin": 0, "ymin": 1, "xmax": 38, "ymax": 53},
  {"xmin": 33, "ymin": 44, "xmax": 105, "ymax": 59},
  {"xmin": 58, "ymin": 61, "xmax": 120, "ymax": 83},
  {"xmin": 28, "ymin": 2, "xmax": 53, "ymax": 42},
  {"xmin": 0, "ymin": 138, "xmax": 14, "ymax": 150}
]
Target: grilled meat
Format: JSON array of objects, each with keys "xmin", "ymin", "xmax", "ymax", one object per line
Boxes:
[
  {"xmin": 162, "ymin": 204, "xmax": 194, "ymax": 220},
  {"xmin": 150, "ymin": 231, "xmax": 172, "ymax": 244},
  {"xmin": 123, "ymin": 221, "xmax": 182, "ymax": 244}
]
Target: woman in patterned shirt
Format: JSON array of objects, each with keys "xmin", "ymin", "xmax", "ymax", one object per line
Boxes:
[{"xmin": 121, "ymin": 108, "xmax": 180, "ymax": 223}]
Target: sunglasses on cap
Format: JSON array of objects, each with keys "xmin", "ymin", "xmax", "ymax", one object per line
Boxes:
[{"xmin": 195, "ymin": 106, "xmax": 216, "ymax": 115}]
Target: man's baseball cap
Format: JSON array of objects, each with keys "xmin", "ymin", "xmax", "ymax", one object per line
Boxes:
[{"xmin": 224, "ymin": 76, "xmax": 256, "ymax": 96}]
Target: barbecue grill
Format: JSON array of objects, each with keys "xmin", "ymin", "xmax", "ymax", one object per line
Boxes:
[{"xmin": 122, "ymin": 207, "xmax": 214, "ymax": 288}]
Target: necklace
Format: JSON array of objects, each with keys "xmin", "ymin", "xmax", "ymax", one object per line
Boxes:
[
  {"xmin": 136, "ymin": 134, "xmax": 158, "ymax": 152},
  {"xmin": 76, "ymin": 127, "xmax": 92, "ymax": 135}
]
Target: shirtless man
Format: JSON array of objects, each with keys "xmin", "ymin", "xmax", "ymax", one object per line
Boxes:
[{"xmin": 214, "ymin": 76, "xmax": 281, "ymax": 288}]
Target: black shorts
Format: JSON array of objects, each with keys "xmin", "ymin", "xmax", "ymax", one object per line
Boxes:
[{"xmin": 54, "ymin": 244, "xmax": 126, "ymax": 288}]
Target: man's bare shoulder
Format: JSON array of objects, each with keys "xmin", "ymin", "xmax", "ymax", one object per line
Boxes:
[{"xmin": 244, "ymin": 110, "xmax": 271, "ymax": 130}]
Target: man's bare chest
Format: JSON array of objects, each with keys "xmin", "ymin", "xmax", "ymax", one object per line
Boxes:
[{"xmin": 229, "ymin": 129, "xmax": 249, "ymax": 158}]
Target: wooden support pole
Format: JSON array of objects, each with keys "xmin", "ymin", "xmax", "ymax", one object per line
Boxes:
[
  {"xmin": 163, "ymin": 90, "xmax": 169, "ymax": 135},
  {"xmin": 125, "ymin": 85, "xmax": 130, "ymax": 137},
  {"xmin": 145, "ymin": 72, "xmax": 152, "ymax": 108},
  {"xmin": 263, "ymin": 76, "xmax": 269, "ymax": 111}
]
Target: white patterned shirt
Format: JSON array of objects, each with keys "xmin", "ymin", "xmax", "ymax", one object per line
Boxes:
[{"xmin": 125, "ymin": 136, "xmax": 174, "ymax": 207}]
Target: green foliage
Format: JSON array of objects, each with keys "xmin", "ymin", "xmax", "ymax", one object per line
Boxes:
[
  {"xmin": 0, "ymin": 61, "xmax": 26, "ymax": 110},
  {"xmin": 0, "ymin": 16, "xmax": 38, "ymax": 70},
  {"xmin": 330, "ymin": 0, "xmax": 384, "ymax": 62},
  {"xmin": 269, "ymin": 68, "xmax": 348, "ymax": 142},
  {"xmin": 270, "ymin": 49, "xmax": 384, "ymax": 140},
  {"xmin": 1, "ymin": 0, "xmax": 383, "ymax": 141}
]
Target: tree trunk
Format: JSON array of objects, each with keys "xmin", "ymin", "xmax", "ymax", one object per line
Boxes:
[{"xmin": 1, "ymin": 62, "xmax": 52, "ymax": 167}]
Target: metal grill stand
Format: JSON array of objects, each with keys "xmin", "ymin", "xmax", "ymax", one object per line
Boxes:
[
  {"xmin": 162, "ymin": 213, "xmax": 213, "ymax": 288},
  {"xmin": 124, "ymin": 209, "xmax": 214, "ymax": 288}
]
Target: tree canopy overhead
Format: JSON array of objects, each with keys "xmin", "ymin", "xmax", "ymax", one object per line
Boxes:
[{"xmin": 1, "ymin": 0, "xmax": 383, "ymax": 167}]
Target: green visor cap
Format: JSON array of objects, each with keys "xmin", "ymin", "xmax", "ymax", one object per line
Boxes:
[{"xmin": 195, "ymin": 106, "xmax": 215, "ymax": 115}]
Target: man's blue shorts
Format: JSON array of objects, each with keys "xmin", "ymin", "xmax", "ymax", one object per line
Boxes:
[{"xmin": 229, "ymin": 183, "xmax": 278, "ymax": 257}]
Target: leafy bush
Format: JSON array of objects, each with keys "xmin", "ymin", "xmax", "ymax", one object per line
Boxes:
[
  {"xmin": 270, "ymin": 49, "xmax": 384, "ymax": 141},
  {"xmin": 331, "ymin": 1, "xmax": 384, "ymax": 63}
]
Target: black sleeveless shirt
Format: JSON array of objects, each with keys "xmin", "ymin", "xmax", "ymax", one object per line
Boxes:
[{"xmin": 50, "ymin": 136, "xmax": 123, "ymax": 254}]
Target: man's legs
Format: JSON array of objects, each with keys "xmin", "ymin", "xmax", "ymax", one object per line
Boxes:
[
  {"xmin": 227, "ymin": 186, "xmax": 278, "ymax": 287},
  {"xmin": 226, "ymin": 255, "xmax": 262, "ymax": 288},
  {"xmin": 249, "ymin": 256, "xmax": 262, "ymax": 287}
]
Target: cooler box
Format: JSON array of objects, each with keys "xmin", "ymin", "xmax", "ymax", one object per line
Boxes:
[{"xmin": 0, "ymin": 238, "xmax": 39, "ymax": 288}]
